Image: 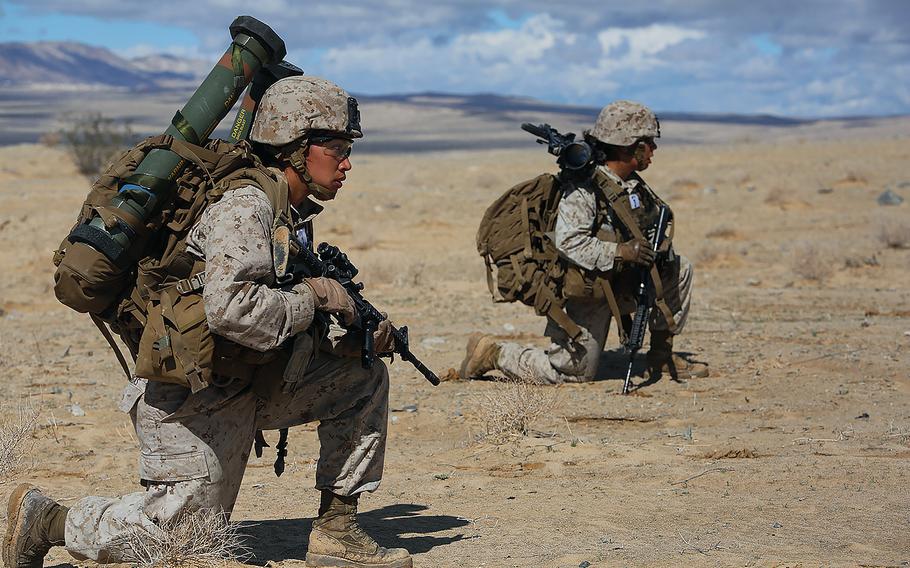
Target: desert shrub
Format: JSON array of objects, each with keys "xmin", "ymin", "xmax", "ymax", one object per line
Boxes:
[
  {"xmin": 60, "ymin": 112, "xmax": 135, "ymax": 177},
  {"xmin": 0, "ymin": 403, "xmax": 40, "ymax": 479},
  {"xmin": 121, "ymin": 508, "xmax": 250, "ymax": 568},
  {"xmin": 791, "ymin": 243, "xmax": 838, "ymax": 282},
  {"xmin": 878, "ymin": 221, "xmax": 910, "ymax": 249},
  {"xmin": 474, "ymin": 378, "xmax": 557, "ymax": 443}
]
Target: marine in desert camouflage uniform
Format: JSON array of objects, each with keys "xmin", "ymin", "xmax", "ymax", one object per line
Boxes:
[
  {"xmin": 461, "ymin": 101, "xmax": 708, "ymax": 386},
  {"xmin": 4, "ymin": 77, "xmax": 412, "ymax": 568}
]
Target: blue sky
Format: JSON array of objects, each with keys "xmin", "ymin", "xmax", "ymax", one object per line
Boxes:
[{"xmin": 2, "ymin": 0, "xmax": 908, "ymax": 118}]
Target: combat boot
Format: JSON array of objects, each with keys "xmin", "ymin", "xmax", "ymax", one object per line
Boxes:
[
  {"xmin": 3, "ymin": 484, "xmax": 68, "ymax": 568},
  {"xmin": 646, "ymin": 330, "xmax": 709, "ymax": 381},
  {"xmin": 306, "ymin": 492, "xmax": 412, "ymax": 568},
  {"xmin": 458, "ymin": 333, "xmax": 501, "ymax": 379}
]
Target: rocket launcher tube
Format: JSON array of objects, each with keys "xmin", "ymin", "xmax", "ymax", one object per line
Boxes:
[{"xmin": 71, "ymin": 16, "xmax": 286, "ymax": 266}]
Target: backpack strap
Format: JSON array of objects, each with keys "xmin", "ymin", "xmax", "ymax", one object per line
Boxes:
[
  {"xmin": 90, "ymin": 314, "xmax": 134, "ymax": 381},
  {"xmin": 593, "ymin": 169, "xmax": 679, "ymax": 335}
]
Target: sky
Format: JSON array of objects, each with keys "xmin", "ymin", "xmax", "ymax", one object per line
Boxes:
[{"xmin": 1, "ymin": 0, "xmax": 908, "ymax": 118}]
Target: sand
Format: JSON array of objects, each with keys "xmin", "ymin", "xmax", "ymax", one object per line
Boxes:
[{"xmin": 0, "ymin": 116, "xmax": 908, "ymax": 567}]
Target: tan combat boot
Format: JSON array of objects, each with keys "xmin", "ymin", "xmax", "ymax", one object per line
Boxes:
[
  {"xmin": 646, "ymin": 330, "xmax": 709, "ymax": 381},
  {"xmin": 3, "ymin": 484, "xmax": 68, "ymax": 568},
  {"xmin": 306, "ymin": 492, "xmax": 412, "ymax": 568},
  {"xmin": 458, "ymin": 333, "xmax": 501, "ymax": 379}
]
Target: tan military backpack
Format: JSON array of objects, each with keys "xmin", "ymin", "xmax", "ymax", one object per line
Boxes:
[
  {"xmin": 475, "ymin": 173, "xmax": 583, "ymax": 339},
  {"xmin": 53, "ymin": 135, "xmax": 289, "ymax": 391}
]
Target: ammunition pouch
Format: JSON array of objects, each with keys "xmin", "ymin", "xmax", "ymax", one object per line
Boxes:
[{"xmin": 53, "ymin": 241, "xmax": 132, "ymax": 315}]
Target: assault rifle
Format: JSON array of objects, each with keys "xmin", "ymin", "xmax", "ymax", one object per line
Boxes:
[
  {"xmin": 288, "ymin": 241, "xmax": 440, "ymax": 386},
  {"xmin": 521, "ymin": 122, "xmax": 593, "ymax": 170},
  {"xmin": 622, "ymin": 205, "xmax": 670, "ymax": 395}
]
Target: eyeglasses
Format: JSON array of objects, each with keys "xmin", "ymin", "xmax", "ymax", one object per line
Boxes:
[
  {"xmin": 309, "ymin": 137, "xmax": 353, "ymax": 161},
  {"xmin": 639, "ymin": 137, "xmax": 657, "ymax": 150}
]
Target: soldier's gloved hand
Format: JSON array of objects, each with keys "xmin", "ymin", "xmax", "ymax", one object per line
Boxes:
[
  {"xmin": 616, "ymin": 239, "xmax": 657, "ymax": 267},
  {"xmin": 373, "ymin": 317, "xmax": 395, "ymax": 354},
  {"xmin": 301, "ymin": 277, "xmax": 357, "ymax": 325}
]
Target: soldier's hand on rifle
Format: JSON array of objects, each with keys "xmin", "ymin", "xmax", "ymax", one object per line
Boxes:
[
  {"xmin": 373, "ymin": 316, "xmax": 395, "ymax": 354},
  {"xmin": 300, "ymin": 277, "xmax": 357, "ymax": 325},
  {"xmin": 616, "ymin": 239, "xmax": 657, "ymax": 267}
]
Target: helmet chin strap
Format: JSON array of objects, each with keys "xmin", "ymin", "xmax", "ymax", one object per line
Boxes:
[{"xmin": 282, "ymin": 141, "xmax": 334, "ymax": 200}]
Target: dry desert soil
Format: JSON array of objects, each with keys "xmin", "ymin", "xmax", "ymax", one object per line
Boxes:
[{"xmin": 0, "ymin": 111, "xmax": 908, "ymax": 567}]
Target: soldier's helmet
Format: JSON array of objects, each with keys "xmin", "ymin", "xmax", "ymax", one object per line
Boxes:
[
  {"xmin": 250, "ymin": 75, "xmax": 362, "ymax": 146},
  {"xmin": 588, "ymin": 100, "xmax": 660, "ymax": 147}
]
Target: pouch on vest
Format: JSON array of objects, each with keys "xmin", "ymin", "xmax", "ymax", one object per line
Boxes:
[{"xmin": 135, "ymin": 286, "xmax": 213, "ymax": 393}]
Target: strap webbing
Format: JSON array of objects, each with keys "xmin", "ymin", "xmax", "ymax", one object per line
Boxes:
[{"xmin": 89, "ymin": 314, "xmax": 133, "ymax": 381}]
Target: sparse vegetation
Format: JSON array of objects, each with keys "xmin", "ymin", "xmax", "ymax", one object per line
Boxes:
[
  {"xmin": 0, "ymin": 403, "xmax": 40, "ymax": 479},
  {"xmin": 791, "ymin": 243, "xmax": 837, "ymax": 282},
  {"xmin": 120, "ymin": 508, "xmax": 250, "ymax": 568},
  {"xmin": 474, "ymin": 378, "xmax": 557, "ymax": 443},
  {"xmin": 878, "ymin": 220, "xmax": 910, "ymax": 249},
  {"xmin": 60, "ymin": 112, "xmax": 135, "ymax": 177}
]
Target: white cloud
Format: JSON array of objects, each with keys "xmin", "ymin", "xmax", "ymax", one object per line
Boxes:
[{"xmin": 597, "ymin": 24, "xmax": 706, "ymax": 68}]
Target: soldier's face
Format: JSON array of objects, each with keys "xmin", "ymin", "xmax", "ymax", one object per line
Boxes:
[
  {"xmin": 633, "ymin": 138, "xmax": 656, "ymax": 171},
  {"xmin": 305, "ymin": 139, "xmax": 354, "ymax": 200}
]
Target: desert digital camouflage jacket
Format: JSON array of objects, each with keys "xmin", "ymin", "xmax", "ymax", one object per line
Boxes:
[
  {"xmin": 185, "ymin": 185, "xmax": 317, "ymax": 352},
  {"xmin": 554, "ymin": 165, "xmax": 648, "ymax": 273}
]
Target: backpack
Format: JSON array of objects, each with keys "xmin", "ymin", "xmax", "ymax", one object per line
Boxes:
[
  {"xmin": 475, "ymin": 173, "xmax": 582, "ymax": 339},
  {"xmin": 53, "ymin": 134, "xmax": 290, "ymax": 391}
]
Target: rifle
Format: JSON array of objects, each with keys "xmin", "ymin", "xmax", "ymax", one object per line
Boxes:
[
  {"xmin": 621, "ymin": 205, "xmax": 670, "ymax": 395},
  {"xmin": 287, "ymin": 241, "xmax": 440, "ymax": 386},
  {"xmin": 521, "ymin": 122, "xmax": 593, "ymax": 170}
]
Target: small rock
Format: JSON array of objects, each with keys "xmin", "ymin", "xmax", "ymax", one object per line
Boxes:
[
  {"xmin": 897, "ymin": 181, "xmax": 910, "ymax": 189},
  {"xmin": 745, "ymin": 185, "xmax": 756, "ymax": 192},
  {"xmin": 702, "ymin": 186, "xmax": 718, "ymax": 195},
  {"xmin": 503, "ymin": 323, "xmax": 516, "ymax": 332},
  {"xmin": 390, "ymin": 416, "xmax": 399, "ymax": 425},
  {"xmin": 434, "ymin": 472, "xmax": 451, "ymax": 480},
  {"xmin": 69, "ymin": 404, "xmax": 85, "ymax": 417},
  {"xmin": 771, "ymin": 521, "xmax": 783, "ymax": 529},
  {"xmin": 855, "ymin": 412, "xmax": 870, "ymax": 420},
  {"xmin": 746, "ymin": 278, "xmax": 761, "ymax": 287},
  {"xmin": 392, "ymin": 404, "xmax": 418, "ymax": 413},
  {"xmin": 904, "ymin": 330, "xmax": 910, "ymax": 337},
  {"xmin": 877, "ymin": 189, "xmax": 904, "ymax": 206},
  {"xmin": 817, "ymin": 187, "xmax": 834, "ymax": 194},
  {"xmin": 0, "ymin": 307, "xmax": 6, "ymax": 317},
  {"xmin": 579, "ymin": 562, "xmax": 592, "ymax": 568}
]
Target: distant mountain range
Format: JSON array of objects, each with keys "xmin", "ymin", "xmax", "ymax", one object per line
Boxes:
[{"xmin": 0, "ymin": 41, "xmax": 205, "ymax": 90}]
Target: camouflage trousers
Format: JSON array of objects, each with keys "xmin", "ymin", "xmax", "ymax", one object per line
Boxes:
[
  {"xmin": 496, "ymin": 254, "xmax": 693, "ymax": 384},
  {"xmin": 63, "ymin": 349, "xmax": 389, "ymax": 563}
]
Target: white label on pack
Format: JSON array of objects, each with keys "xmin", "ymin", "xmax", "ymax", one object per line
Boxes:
[{"xmin": 629, "ymin": 193, "xmax": 641, "ymax": 209}]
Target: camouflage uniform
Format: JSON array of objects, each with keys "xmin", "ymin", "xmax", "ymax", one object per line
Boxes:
[
  {"xmin": 62, "ymin": 184, "xmax": 390, "ymax": 562},
  {"xmin": 494, "ymin": 165, "xmax": 693, "ymax": 385}
]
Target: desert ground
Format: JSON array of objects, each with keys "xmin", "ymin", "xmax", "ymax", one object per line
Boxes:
[{"xmin": 0, "ymin": 102, "xmax": 908, "ymax": 567}]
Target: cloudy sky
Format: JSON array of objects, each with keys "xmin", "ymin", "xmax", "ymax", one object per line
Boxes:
[{"xmin": 2, "ymin": 0, "xmax": 908, "ymax": 118}]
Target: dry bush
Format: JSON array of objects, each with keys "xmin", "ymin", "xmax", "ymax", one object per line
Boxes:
[
  {"xmin": 61, "ymin": 112, "xmax": 135, "ymax": 177},
  {"xmin": 121, "ymin": 508, "xmax": 250, "ymax": 568},
  {"xmin": 474, "ymin": 378, "xmax": 558, "ymax": 443},
  {"xmin": 0, "ymin": 403, "xmax": 40, "ymax": 479},
  {"xmin": 878, "ymin": 221, "xmax": 910, "ymax": 249},
  {"xmin": 791, "ymin": 243, "xmax": 838, "ymax": 282}
]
